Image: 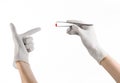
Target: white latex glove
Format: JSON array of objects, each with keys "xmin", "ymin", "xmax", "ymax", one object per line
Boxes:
[
  {"xmin": 10, "ymin": 23, "xmax": 40, "ymax": 68},
  {"xmin": 66, "ymin": 20, "xmax": 107, "ymax": 63}
]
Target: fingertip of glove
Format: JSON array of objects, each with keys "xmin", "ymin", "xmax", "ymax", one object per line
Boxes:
[
  {"xmin": 10, "ymin": 23, "xmax": 14, "ymax": 28},
  {"xmin": 35, "ymin": 27, "xmax": 41, "ymax": 31}
]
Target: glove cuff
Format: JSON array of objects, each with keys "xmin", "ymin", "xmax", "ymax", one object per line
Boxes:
[
  {"xmin": 13, "ymin": 58, "xmax": 29, "ymax": 68},
  {"xmin": 87, "ymin": 47, "xmax": 107, "ymax": 64}
]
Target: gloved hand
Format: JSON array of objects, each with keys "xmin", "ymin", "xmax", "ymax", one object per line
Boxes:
[
  {"xmin": 66, "ymin": 20, "xmax": 107, "ymax": 63},
  {"xmin": 10, "ymin": 23, "xmax": 40, "ymax": 68}
]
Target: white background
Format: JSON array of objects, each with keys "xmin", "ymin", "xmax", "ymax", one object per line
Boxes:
[{"xmin": 0, "ymin": 0, "xmax": 120, "ymax": 83}]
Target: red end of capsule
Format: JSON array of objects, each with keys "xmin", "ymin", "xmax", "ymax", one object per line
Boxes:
[{"xmin": 55, "ymin": 23, "xmax": 57, "ymax": 27}]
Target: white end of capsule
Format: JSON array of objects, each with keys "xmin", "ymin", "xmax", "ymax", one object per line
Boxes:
[{"xmin": 55, "ymin": 21, "xmax": 73, "ymax": 27}]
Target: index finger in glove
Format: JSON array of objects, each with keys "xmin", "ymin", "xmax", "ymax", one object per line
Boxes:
[
  {"xmin": 67, "ymin": 20, "xmax": 84, "ymax": 24},
  {"xmin": 67, "ymin": 20, "xmax": 93, "ymax": 26},
  {"xmin": 66, "ymin": 20, "xmax": 93, "ymax": 30},
  {"xmin": 21, "ymin": 27, "xmax": 41, "ymax": 37}
]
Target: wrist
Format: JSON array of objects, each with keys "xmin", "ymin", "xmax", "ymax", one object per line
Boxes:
[
  {"xmin": 14, "ymin": 59, "xmax": 29, "ymax": 69},
  {"xmin": 14, "ymin": 54, "xmax": 29, "ymax": 68}
]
